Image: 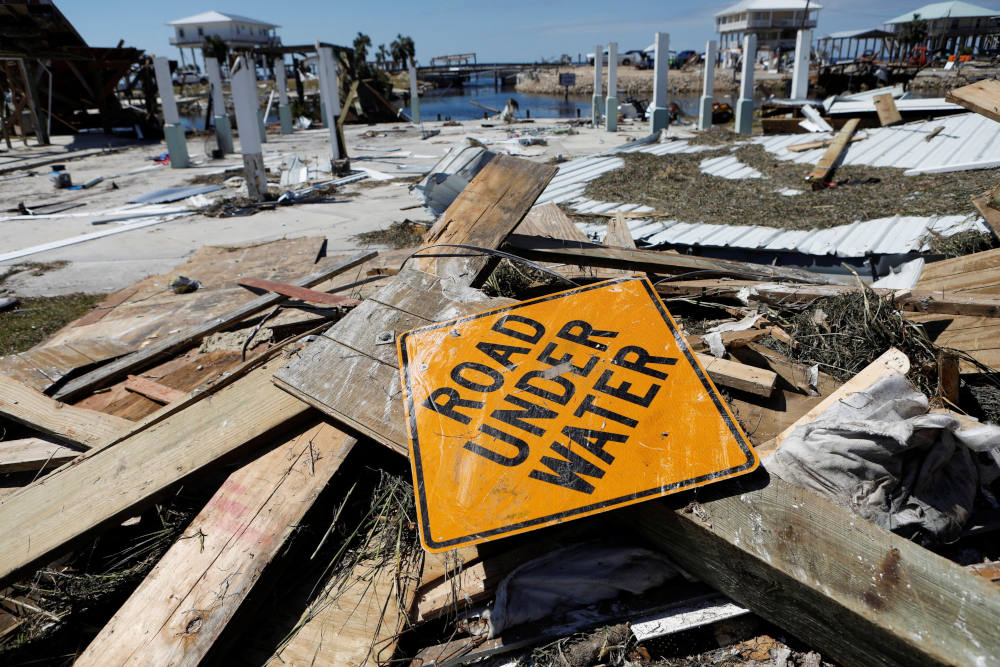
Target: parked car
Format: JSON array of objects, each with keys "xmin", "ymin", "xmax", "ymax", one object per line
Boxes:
[
  {"xmin": 173, "ymin": 68, "xmax": 207, "ymax": 85},
  {"xmin": 586, "ymin": 49, "xmax": 634, "ymax": 66}
]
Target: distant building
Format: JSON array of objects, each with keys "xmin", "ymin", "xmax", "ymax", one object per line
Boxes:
[
  {"xmin": 168, "ymin": 11, "xmax": 281, "ymax": 71},
  {"xmin": 715, "ymin": 0, "xmax": 822, "ymax": 54},
  {"xmin": 884, "ymin": 1, "xmax": 999, "ymax": 54}
]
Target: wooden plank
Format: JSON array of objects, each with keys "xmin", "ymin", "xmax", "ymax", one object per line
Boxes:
[
  {"xmin": 414, "ymin": 154, "xmax": 557, "ymax": 282},
  {"xmin": 0, "ymin": 356, "xmax": 310, "ymax": 587},
  {"xmin": 264, "ymin": 547, "xmax": 421, "ymax": 666},
  {"xmin": 504, "ymin": 235, "xmax": 833, "ymax": 285},
  {"xmin": 517, "ymin": 202, "xmax": 590, "ymax": 242},
  {"xmin": 72, "ymin": 287, "xmax": 138, "ymax": 327},
  {"xmin": 273, "ymin": 270, "xmax": 512, "ymax": 455},
  {"xmin": 806, "ymin": 118, "xmax": 860, "ymax": 188},
  {"xmin": 77, "ymin": 422, "xmax": 355, "ymax": 667},
  {"xmin": 972, "ymin": 189, "xmax": 1000, "ymax": 239},
  {"xmin": 937, "ymin": 349, "xmax": 960, "ymax": 406},
  {"xmin": 924, "ymin": 125, "xmax": 945, "ymax": 142},
  {"xmin": 786, "ymin": 132, "xmax": 867, "ymax": 152},
  {"xmin": 0, "ymin": 374, "xmax": 132, "ymax": 449},
  {"xmin": 605, "ymin": 212, "xmax": 637, "ymax": 249},
  {"xmin": 53, "ymin": 250, "xmax": 376, "ymax": 402},
  {"xmin": 756, "ymin": 348, "xmax": 910, "ymax": 458},
  {"xmin": 0, "ymin": 437, "xmax": 81, "ymax": 473},
  {"xmin": 628, "ymin": 472, "xmax": 1000, "ymax": 667},
  {"xmin": 123, "ymin": 375, "xmax": 185, "ymax": 404},
  {"xmin": 236, "ymin": 277, "xmax": 362, "ymax": 307},
  {"xmin": 945, "ymin": 78, "xmax": 1000, "ymax": 123},
  {"xmin": 695, "ymin": 353, "xmax": 777, "ymax": 397},
  {"xmin": 872, "ymin": 93, "xmax": 903, "ymax": 126}
]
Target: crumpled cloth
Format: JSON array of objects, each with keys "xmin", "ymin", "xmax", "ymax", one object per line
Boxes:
[
  {"xmin": 485, "ymin": 541, "xmax": 679, "ymax": 637},
  {"xmin": 766, "ymin": 373, "xmax": 1000, "ymax": 545}
]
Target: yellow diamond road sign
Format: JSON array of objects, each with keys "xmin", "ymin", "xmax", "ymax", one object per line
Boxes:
[{"xmin": 398, "ymin": 276, "xmax": 759, "ymax": 552}]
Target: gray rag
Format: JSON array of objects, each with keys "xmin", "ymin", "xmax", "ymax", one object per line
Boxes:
[
  {"xmin": 766, "ymin": 373, "xmax": 1000, "ymax": 544},
  {"xmin": 485, "ymin": 542, "xmax": 679, "ymax": 637}
]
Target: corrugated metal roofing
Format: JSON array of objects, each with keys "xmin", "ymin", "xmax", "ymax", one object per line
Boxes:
[
  {"xmin": 752, "ymin": 112, "xmax": 1000, "ymax": 174},
  {"xmin": 576, "ymin": 213, "xmax": 987, "ymax": 258},
  {"xmin": 826, "ymin": 97, "xmax": 962, "ymax": 115}
]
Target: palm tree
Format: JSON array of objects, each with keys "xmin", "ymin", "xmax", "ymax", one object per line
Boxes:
[{"xmin": 376, "ymin": 44, "xmax": 388, "ymax": 70}]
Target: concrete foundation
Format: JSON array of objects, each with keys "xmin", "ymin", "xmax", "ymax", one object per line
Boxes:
[
  {"xmin": 278, "ymin": 105, "xmax": 293, "ymax": 134},
  {"xmin": 650, "ymin": 107, "xmax": 669, "ymax": 135},
  {"xmin": 163, "ymin": 124, "xmax": 189, "ymax": 168},
  {"xmin": 698, "ymin": 96, "xmax": 713, "ymax": 131},
  {"xmin": 592, "ymin": 94, "xmax": 603, "ymax": 126},
  {"xmin": 734, "ymin": 98, "xmax": 754, "ymax": 135},
  {"xmin": 213, "ymin": 115, "xmax": 234, "ymax": 154},
  {"xmin": 605, "ymin": 97, "xmax": 618, "ymax": 132}
]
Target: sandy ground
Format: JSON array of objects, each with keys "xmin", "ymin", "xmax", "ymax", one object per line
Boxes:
[{"xmin": 0, "ymin": 118, "xmax": 658, "ymax": 296}]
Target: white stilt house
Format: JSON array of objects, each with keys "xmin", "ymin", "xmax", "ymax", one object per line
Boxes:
[
  {"xmin": 168, "ymin": 11, "xmax": 281, "ymax": 74},
  {"xmin": 716, "ymin": 0, "xmax": 821, "ymax": 58}
]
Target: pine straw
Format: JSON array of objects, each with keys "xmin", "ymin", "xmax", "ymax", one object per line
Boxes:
[
  {"xmin": 582, "ymin": 146, "xmax": 999, "ymax": 231},
  {"xmin": 764, "ymin": 288, "xmax": 940, "ymax": 395},
  {"xmin": 353, "ymin": 220, "xmax": 426, "ymax": 249}
]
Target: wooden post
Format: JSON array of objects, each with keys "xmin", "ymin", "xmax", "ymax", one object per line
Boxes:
[
  {"xmin": 734, "ymin": 34, "xmax": 756, "ymax": 135},
  {"xmin": 152, "ymin": 56, "xmax": 188, "ymax": 168},
  {"xmin": 592, "ymin": 43, "xmax": 603, "ymax": 127},
  {"xmin": 698, "ymin": 39, "xmax": 717, "ymax": 131},
  {"xmin": 605, "ymin": 41, "xmax": 618, "ymax": 131},
  {"xmin": 18, "ymin": 59, "xmax": 49, "ymax": 145},
  {"xmin": 230, "ymin": 56, "xmax": 266, "ymax": 201},
  {"xmin": 205, "ymin": 57, "xmax": 233, "ymax": 153},
  {"xmin": 651, "ymin": 32, "xmax": 671, "ymax": 134},
  {"xmin": 315, "ymin": 44, "xmax": 342, "ymax": 161},
  {"xmin": 791, "ymin": 29, "xmax": 811, "ymax": 100}
]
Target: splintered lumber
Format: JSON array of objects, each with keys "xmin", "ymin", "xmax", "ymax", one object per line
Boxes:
[
  {"xmin": 414, "ymin": 154, "xmax": 557, "ymax": 281},
  {"xmin": 937, "ymin": 350, "xmax": 960, "ymax": 406},
  {"xmin": 236, "ymin": 277, "xmax": 362, "ymax": 307},
  {"xmin": 516, "ymin": 202, "xmax": 591, "ymax": 242},
  {"xmin": 123, "ymin": 375, "xmax": 185, "ymax": 404},
  {"xmin": 274, "ymin": 270, "xmax": 512, "ymax": 452},
  {"xmin": 945, "ymin": 78, "xmax": 1000, "ymax": 123},
  {"xmin": 606, "ymin": 212, "xmax": 636, "ymax": 249},
  {"xmin": 786, "ymin": 132, "xmax": 867, "ymax": 152},
  {"xmin": 972, "ymin": 188, "xmax": 1000, "ymax": 239},
  {"xmin": 504, "ymin": 235, "xmax": 833, "ymax": 285},
  {"xmin": 756, "ymin": 347, "xmax": 910, "ymax": 458},
  {"xmin": 628, "ymin": 473, "xmax": 1000, "ymax": 667},
  {"xmin": 0, "ymin": 374, "xmax": 131, "ymax": 448},
  {"xmin": 274, "ymin": 155, "xmax": 547, "ymax": 444},
  {"xmin": 0, "ymin": 437, "xmax": 81, "ymax": 473},
  {"xmin": 0, "ymin": 356, "xmax": 310, "ymax": 587},
  {"xmin": 695, "ymin": 353, "xmax": 777, "ymax": 397},
  {"xmin": 53, "ymin": 250, "xmax": 376, "ymax": 402},
  {"xmin": 925, "ymin": 125, "xmax": 945, "ymax": 142},
  {"xmin": 264, "ymin": 548, "xmax": 421, "ymax": 666},
  {"xmin": 77, "ymin": 422, "xmax": 355, "ymax": 667},
  {"xmin": 872, "ymin": 93, "xmax": 903, "ymax": 126},
  {"xmin": 806, "ymin": 118, "xmax": 860, "ymax": 188}
]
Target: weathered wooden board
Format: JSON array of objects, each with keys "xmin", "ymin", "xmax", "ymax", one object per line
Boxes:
[
  {"xmin": 77, "ymin": 422, "xmax": 355, "ymax": 667},
  {"xmin": 53, "ymin": 250, "xmax": 375, "ymax": 402},
  {"xmin": 237, "ymin": 277, "xmax": 362, "ymax": 307},
  {"xmin": 806, "ymin": 118, "xmax": 860, "ymax": 187},
  {"xmin": 0, "ymin": 356, "xmax": 311, "ymax": 587},
  {"xmin": 628, "ymin": 473, "xmax": 1000, "ymax": 667},
  {"xmin": 504, "ymin": 235, "xmax": 833, "ymax": 285},
  {"xmin": 414, "ymin": 154, "xmax": 557, "ymax": 281},
  {"xmin": 0, "ymin": 437, "xmax": 81, "ymax": 473},
  {"xmin": 123, "ymin": 375, "xmax": 185, "ymax": 404},
  {"xmin": 0, "ymin": 374, "xmax": 132, "ymax": 448},
  {"xmin": 945, "ymin": 78, "xmax": 1000, "ymax": 123},
  {"xmin": 517, "ymin": 203, "xmax": 590, "ymax": 242},
  {"xmin": 873, "ymin": 93, "xmax": 903, "ymax": 126}
]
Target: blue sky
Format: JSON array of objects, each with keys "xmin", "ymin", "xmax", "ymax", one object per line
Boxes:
[{"xmin": 58, "ymin": 1, "xmax": 998, "ymax": 63}]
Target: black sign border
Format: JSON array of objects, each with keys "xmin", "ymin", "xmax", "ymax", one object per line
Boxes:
[{"xmin": 399, "ymin": 276, "xmax": 758, "ymax": 550}]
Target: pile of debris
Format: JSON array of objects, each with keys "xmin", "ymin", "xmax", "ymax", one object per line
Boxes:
[{"xmin": 2, "ymin": 96, "xmax": 1000, "ymax": 667}]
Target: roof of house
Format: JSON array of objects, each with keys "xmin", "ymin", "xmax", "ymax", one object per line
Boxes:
[
  {"xmin": 715, "ymin": 0, "xmax": 822, "ymax": 17},
  {"xmin": 823, "ymin": 28, "xmax": 894, "ymax": 40},
  {"xmin": 885, "ymin": 1, "xmax": 1000, "ymax": 23},
  {"xmin": 168, "ymin": 11, "xmax": 278, "ymax": 28}
]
